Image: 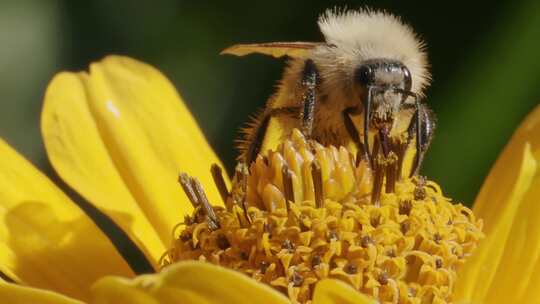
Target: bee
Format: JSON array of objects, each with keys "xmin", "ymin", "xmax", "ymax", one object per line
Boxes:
[{"xmin": 223, "ymin": 8, "xmax": 436, "ymax": 176}]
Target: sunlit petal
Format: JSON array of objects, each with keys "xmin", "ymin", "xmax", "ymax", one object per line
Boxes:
[
  {"xmin": 455, "ymin": 105, "xmax": 540, "ymax": 302},
  {"xmin": 0, "ymin": 283, "xmax": 84, "ymax": 304},
  {"xmin": 42, "ymin": 56, "xmax": 229, "ymax": 265},
  {"xmin": 91, "ymin": 276, "xmax": 159, "ymax": 304},
  {"xmin": 0, "ymin": 139, "xmax": 133, "ymax": 301},
  {"xmin": 42, "ymin": 71, "xmax": 163, "ymax": 267},
  {"xmin": 313, "ymin": 279, "xmax": 377, "ymax": 304},
  {"xmin": 91, "ymin": 261, "xmax": 289, "ymax": 304}
]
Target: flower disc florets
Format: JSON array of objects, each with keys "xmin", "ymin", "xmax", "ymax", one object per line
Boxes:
[{"xmin": 163, "ymin": 130, "xmax": 483, "ymax": 304}]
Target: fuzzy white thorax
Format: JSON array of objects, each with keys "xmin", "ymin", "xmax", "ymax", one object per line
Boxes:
[{"xmin": 313, "ymin": 8, "xmax": 430, "ymax": 97}]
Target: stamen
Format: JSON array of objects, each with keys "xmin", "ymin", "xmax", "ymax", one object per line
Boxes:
[
  {"xmin": 327, "ymin": 230, "xmax": 339, "ymax": 241},
  {"xmin": 348, "ymin": 151, "xmax": 356, "ymax": 169},
  {"xmin": 281, "ymin": 164, "xmax": 294, "ymax": 211},
  {"xmin": 378, "ymin": 271, "xmax": 389, "ymax": 285},
  {"xmin": 400, "ymin": 221, "xmax": 410, "ymax": 234},
  {"xmin": 234, "ymin": 162, "xmax": 248, "ymax": 195},
  {"xmin": 282, "ymin": 239, "xmax": 295, "ymax": 252},
  {"xmin": 361, "ymin": 235, "xmax": 374, "ymax": 248},
  {"xmin": 210, "ymin": 164, "xmax": 230, "ymax": 205},
  {"xmin": 216, "ymin": 234, "xmax": 230, "ymax": 250},
  {"xmin": 395, "ymin": 141, "xmax": 407, "ymax": 179},
  {"xmin": 379, "ymin": 128, "xmax": 391, "ymax": 156},
  {"xmin": 311, "ymin": 161, "xmax": 324, "ymax": 208},
  {"xmin": 179, "ymin": 173, "xmax": 200, "ymax": 208},
  {"xmin": 264, "ymin": 222, "xmax": 272, "ymax": 235},
  {"xmin": 371, "ymin": 214, "xmax": 382, "ymax": 229},
  {"xmin": 344, "ymin": 263, "xmax": 358, "ymax": 274},
  {"xmin": 414, "ymin": 176, "xmax": 427, "ymax": 200},
  {"xmin": 235, "ymin": 210, "xmax": 247, "ymax": 228},
  {"xmin": 355, "ymin": 150, "xmax": 364, "ymax": 167},
  {"xmin": 235, "ymin": 162, "xmax": 252, "ymax": 224},
  {"xmin": 399, "ymin": 200, "xmax": 412, "ymax": 215},
  {"xmin": 190, "ymin": 177, "xmax": 220, "ymax": 231},
  {"xmin": 241, "ymin": 200, "xmax": 252, "ymax": 224},
  {"xmin": 311, "ymin": 255, "xmax": 321, "ymax": 267},
  {"xmin": 260, "ymin": 261, "xmax": 269, "ymax": 274},
  {"xmin": 290, "ymin": 271, "xmax": 304, "ymax": 287},
  {"xmin": 372, "ymin": 135, "xmax": 381, "ymax": 161},
  {"xmin": 385, "ymin": 152, "xmax": 398, "ymax": 193},
  {"xmin": 371, "ymin": 154, "xmax": 385, "ymax": 206}
]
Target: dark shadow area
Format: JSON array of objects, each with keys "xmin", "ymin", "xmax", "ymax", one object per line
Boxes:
[
  {"xmin": 48, "ymin": 167, "xmax": 155, "ymax": 275},
  {"xmin": 0, "ymin": 271, "xmax": 17, "ymax": 283}
]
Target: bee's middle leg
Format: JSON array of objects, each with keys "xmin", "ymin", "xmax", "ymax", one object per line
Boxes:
[
  {"xmin": 300, "ymin": 59, "xmax": 320, "ymax": 137},
  {"xmin": 245, "ymin": 59, "xmax": 319, "ymax": 165}
]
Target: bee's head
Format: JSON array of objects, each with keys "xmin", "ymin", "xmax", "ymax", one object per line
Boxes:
[
  {"xmin": 317, "ymin": 9, "xmax": 430, "ymax": 100},
  {"xmin": 353, "ymin": 59, "xmax": 416, "ymax": 128},
  {"xmin": 354, "ymin": 59, "xmax": 412, "ymax": 92}
]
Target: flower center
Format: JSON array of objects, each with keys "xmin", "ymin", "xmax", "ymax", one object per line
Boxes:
[{"xmin": 162, "ymin": 130, "xmax": 484, "ymax": 304}]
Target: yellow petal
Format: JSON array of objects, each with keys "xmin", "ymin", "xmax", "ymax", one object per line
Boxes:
[
  {"xmin": 91, "ymin": 261, "xmax": 290, "ymax": 304},
  {"xmin": 91, "ymin": 277, "xmax": 159, "ymax": 304},
  {"xmin": 0, "ymin": 283, "xmax": 84, "ymax": 304},
  {"xmin": 42, "ymin": 71, "xmax": 163, "ymax": 268},
  {"xmin": 312, "ymin": 279, "xmax": 377, "ymax": 304},
  {"xmin": 455, "ymin": 105, "xmax": 540, "ymax": 303},
  {"xmin": 42, "ymin": 56, "xmax": 229, "ymax": 265},
  {"xmin": 0, "ymin": 139, "xmax": 133, "ymax": 301}
]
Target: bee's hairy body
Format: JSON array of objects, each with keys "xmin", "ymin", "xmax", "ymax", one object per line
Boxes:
[{"xmin": 225, "ymin": 8, "xmax": 434, "ymax": 175}]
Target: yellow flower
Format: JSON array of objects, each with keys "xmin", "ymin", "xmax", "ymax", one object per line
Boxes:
[
  {"xmin": 165, "ymin": 129, "xmax": 484, "ymax": 303},
  {"xmin": 0, "ymin": 55, "xmax": 538, "ymax": 304}
]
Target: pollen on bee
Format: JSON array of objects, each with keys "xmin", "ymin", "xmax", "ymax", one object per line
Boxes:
[{"xmin": 164, "ymin": 129, "xmax": 484, "ymax": 304}]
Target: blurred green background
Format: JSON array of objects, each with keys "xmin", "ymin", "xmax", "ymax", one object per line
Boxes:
[{"xmin": 0, "ymin": 0, "xmax": 538, "ymax": 205}]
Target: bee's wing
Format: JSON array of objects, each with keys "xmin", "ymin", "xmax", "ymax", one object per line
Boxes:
[{"xmin": 221, "ymin": 42, "xmax": 322, "ymax": 58}]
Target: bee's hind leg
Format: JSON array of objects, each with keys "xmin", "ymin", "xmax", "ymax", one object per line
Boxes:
[
  {"xmin": 406, "ymin": 102, "xmax": 437, "ymax": 176},
  {"xmin": 300, "ymin": 59, "xmax": 320, "ymax": 137},
  {"xmin": 243, "ymin": 107, "xmax": 300, "ymax": 165}
]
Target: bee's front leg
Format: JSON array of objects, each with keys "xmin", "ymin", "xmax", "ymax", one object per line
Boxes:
[
  {"xmin": 407, "ymin": 102, "xmax": 437, "ymax": 176},
  {"xmin": 300, "ymin": 59, "xmax": 320, "ymax": 137}
]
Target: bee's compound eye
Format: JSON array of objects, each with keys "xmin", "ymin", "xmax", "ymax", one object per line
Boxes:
[
  {"xmin": 402, "ymin": 66, "xmax": 412, "ymax": 92},
  {"xmin": 355, "ymin": 65, "xmax": 373, "ymax": 86}
]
